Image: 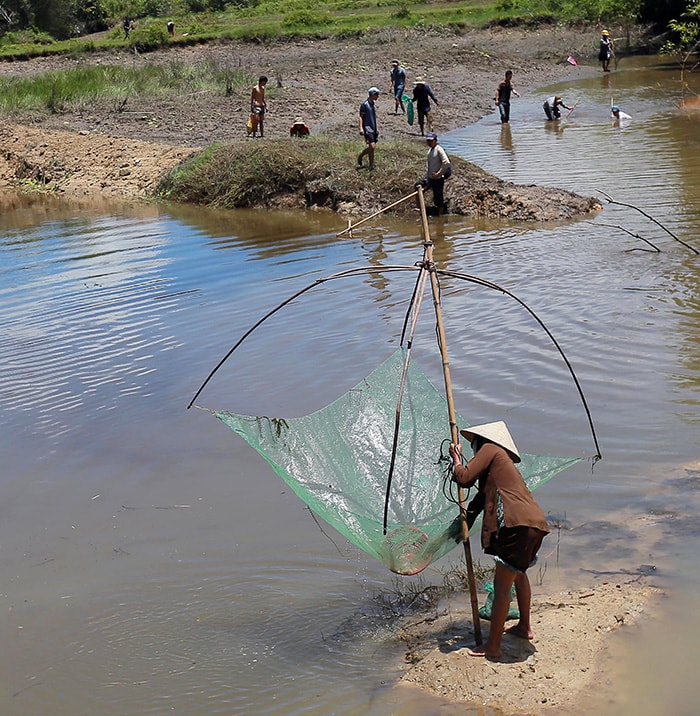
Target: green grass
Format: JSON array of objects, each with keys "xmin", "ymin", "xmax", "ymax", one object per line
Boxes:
[
  {"xmin": 0, "ymin": 63, "xmax": 252, "ymax": 115},
  {"xmin": 0, "ymin": 0, "xmax": 506, "ymax": 60},
  {"xmin": 156, "ymin": 136, "xmax": 430, "ymax": 208}
]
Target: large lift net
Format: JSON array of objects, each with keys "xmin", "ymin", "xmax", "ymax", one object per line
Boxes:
[{"xmin": 212, "ymin": 348, "xmax": 580, "ymax": 575}]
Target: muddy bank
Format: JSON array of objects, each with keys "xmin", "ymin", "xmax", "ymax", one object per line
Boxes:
[{"xmin": 0, "ymin": 24, "xmax": 628, "ymax": 217}]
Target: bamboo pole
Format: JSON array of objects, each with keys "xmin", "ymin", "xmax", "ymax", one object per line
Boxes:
[
  {"xmin": 336, "ymin": 191, "xmax": 418, "ymax": 236},
  {"xmin": 416, "ymin": 186, "xmax": 483, "ymax": 645}
]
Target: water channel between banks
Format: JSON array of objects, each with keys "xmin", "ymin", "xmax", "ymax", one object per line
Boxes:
[{"xmin": 0, "ymin": 57, "xmax": 699, "ymax": 716}]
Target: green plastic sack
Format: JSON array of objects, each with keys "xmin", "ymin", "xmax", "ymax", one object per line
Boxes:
[
  {"xmin": 479, "ymin": 581, "xmax": 520, "ymax": 621},
  {"xmin": 402, "ymin": 93, "xmax": 414, "ymax": 125}
]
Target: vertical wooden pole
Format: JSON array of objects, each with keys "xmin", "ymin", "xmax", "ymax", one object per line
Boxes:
[{"xmin": 416, "ymin": 186, "xmax": 483, "ymax": 645}]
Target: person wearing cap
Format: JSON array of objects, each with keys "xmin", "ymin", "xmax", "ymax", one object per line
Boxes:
[
  {"xmin": 358, "ymin": 87, "xmax": 380, "ymax": 169},
  {"xmin": 418, "ymin": 132, "xmax": 451, "ymax": 214},
  {"xmin": 411, "ymin": 77, "xmax": 439, "ymax": 136},
  {"xmin": 289, "ymin": 116, "xmax": 310, "ymax": 137},
  {"xmin": 611, "ymin": 104, "xmax": 631, "ymax": 124},
  {"xmin": 598, "ymin": 30, "xmax": 615, "ymax": 72},
  {"xmin": 389, "ymin": 59, "xmax": 407, "ymax": 114},
  {"xmin": 543, "ymin": 95, "xmax": 572, "ymax": 120},
  {"xmin": 494, "ymin": 70, "xmax": 520, "ymax": 124},
  {"xmin": 448, "ymin": 421, "xmax": 550, "ymax": 659}
]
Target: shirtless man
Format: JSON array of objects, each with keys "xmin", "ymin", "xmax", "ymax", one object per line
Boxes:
[{"xmin": 250, "ymin": 76, "xmax": 268, "ymax": 138}]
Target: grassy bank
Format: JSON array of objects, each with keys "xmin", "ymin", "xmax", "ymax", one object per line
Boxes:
[
  {"xmin": 155, "ymin": 137, "xmax": 600, "ymax": 221},
  {"xmin": 156, "ymin": 137, "xmax": 434, "ymax": 211},
  {"xmin": 0, "ymin": 62, "xmax": 251, "ymax": 116}
]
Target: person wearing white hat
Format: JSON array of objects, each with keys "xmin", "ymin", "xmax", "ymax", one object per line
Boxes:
[
  {"xmin": 358, "ymin": 87, "xmax": 380, "ymax": 169},
  {"xmin": 411, "ymin": 77, "xmax": 439, "ymax": 136},
  {"xmin": 449, "ymin": 421, "xmax": 550, "ymax": 659},
  {"xmin": 388, "ymin": 59, "xmax": 406, "ymax": 114},
  {"xmin": 543, "ymin": 95, "xmax": 572, "ymax": 120}
]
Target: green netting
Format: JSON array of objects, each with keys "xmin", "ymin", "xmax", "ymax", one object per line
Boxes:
[{"xmin": 213, "ymin": 348, "xmax": 580, "ymax": 575}]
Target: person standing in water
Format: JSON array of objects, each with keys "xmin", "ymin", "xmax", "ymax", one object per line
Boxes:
[
  {"xmin": 494, "ymin": 70, "xmax": 520, "ymax": 124},
  {"xmin": 543, "ymin": 95, "xmax": 572, "ymax": 120},
  {"xmin": 611, "ymin": 104, "xmax": 631, "ymax": 125},
  {"xmin": 599, "ymin": 30, "xmax": 615, "ymax": 72},
  {"xmin": 449, "ymin": 421, "xmax": 549, "ymax": 660}
]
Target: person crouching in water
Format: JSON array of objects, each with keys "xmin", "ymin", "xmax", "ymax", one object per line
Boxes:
[
  {"xmin": 543, "ymin": 95, "xmax": 571, "ymax": 120},
  {"xmin": 416, "ymin": 131, "xmax": 451, "ymax": 215},
  {"xmin": 449, "ymin": 421, "xmax": 550, "ymax": 660}
]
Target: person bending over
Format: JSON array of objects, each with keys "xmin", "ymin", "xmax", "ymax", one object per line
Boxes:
[{"xmin": 449, "ymin": 421, "xmax": 549, "ymax": 660}]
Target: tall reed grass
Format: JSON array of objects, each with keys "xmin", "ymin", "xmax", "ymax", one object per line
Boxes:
[{"xmin": 0, "ymin": 63, "xmax": 252, "ymax": 115}]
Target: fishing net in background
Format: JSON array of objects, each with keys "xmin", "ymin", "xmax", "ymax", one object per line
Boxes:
[{"xmin": 211, "ymin": 348, "xmax": 581, "ymax": 575}]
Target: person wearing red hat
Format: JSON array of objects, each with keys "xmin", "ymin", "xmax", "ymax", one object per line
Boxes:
[{"xmin": 449, "ymin": 421, "xmax": 550, "ymax": 659}]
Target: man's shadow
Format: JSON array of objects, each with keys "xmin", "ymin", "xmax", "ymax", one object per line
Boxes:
[{"xmin": 437, "ymin": 623, "xmax": 537, "ymax": 663}]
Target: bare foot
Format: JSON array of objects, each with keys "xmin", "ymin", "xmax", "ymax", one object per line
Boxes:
[
  {"xmin": 504, "ymin": 624, "xmax": 534, "ymax": 640},
  {"xmin": 467, "ymin": 643, "xmax": 502, "ymax": 659}
]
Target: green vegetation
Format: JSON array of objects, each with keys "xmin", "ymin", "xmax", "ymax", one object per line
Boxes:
[
  {"xmin": 663, "ymin": 0, "xmax": 700, "ymax": 54},
  {"xmin": 0, "ymin": 61, "xmax": 251, "ymax": 114},
  {"xmin": 156, "ymin": 136, "xmax": 430, "ymax": 209},
  {"xmin": 1, "ymin": 0, "xmax": 696, "ymax": 61}
]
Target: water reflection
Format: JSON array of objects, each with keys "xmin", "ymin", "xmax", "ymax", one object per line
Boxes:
[{"xmin": 1, "ymin": 56, "xmax": 700, "ymax": 716}]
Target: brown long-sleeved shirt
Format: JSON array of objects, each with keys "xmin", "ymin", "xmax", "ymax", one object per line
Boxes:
[{"xmin": 453, "ymin": 443, "xmax": 549, "ymax": 551}]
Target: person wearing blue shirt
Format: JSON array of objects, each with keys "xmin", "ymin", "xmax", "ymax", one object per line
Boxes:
[
  {"xmin": 358, "ymin": 87, "xmax": 380, "ymax": 169},
  {"xmin": 389, "ymin": 59, "xmax": 406, "ymax": 115}
]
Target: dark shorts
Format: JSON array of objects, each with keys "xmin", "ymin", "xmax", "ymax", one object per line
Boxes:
[
  {"xmin": 487, "ymin": 526, "xmax": 547, "ymax": 573},
  {"xmin": 364, "ymin": 128, "xmax": 378, "ymax": 144}
]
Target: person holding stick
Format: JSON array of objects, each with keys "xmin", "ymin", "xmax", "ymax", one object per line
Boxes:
[
  {"xmin": 599, "ymin": 30, "xmax": 615, "ymax": 72},
  {"xmin": 449, "ymin": 421, "xmax": 549, "ymax": 660},
  {"xmin": 542, "ymin": 95, "xmax": 572, "ymax": 120}
]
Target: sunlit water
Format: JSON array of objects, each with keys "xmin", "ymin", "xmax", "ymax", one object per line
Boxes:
[{"xmin": 1, "ymin": 59, "xmax": 699, "ymax": 715}]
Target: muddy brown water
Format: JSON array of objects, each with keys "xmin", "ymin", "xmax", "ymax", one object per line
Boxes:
[{"xmin": 1, "ymin": 58, "xmax": 699, "ymax": 715}]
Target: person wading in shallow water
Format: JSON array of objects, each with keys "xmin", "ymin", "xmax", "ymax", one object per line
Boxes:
[
  {"xmin": 494, "ymin": 70, "xmax": 520, "ymax": 124},
  {"xmin": 543, "ymin": 95, "xmax": 572, "ymax": 120},
  {"xmin": 449, "ymin": 421, "xmax": 549, "ymax": 660}
]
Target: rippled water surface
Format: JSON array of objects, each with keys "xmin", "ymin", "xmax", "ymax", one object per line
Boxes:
[{"xmin": 1, "ymin": 59, "xmax": 699, "ymax": 716}]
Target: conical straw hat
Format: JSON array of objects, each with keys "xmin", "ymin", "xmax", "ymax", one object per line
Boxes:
[{"xmin": 459, "ymin": 421, "xmax": 521, "ymax": 463}]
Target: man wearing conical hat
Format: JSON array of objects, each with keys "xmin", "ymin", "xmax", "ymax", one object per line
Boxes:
[{"xmin": 449, "ymin": 421, "xmax": 550, "ymax": 659}]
